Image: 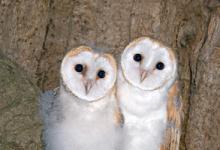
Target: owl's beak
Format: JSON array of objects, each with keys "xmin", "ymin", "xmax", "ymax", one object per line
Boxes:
[
  {"xmin": 85, "ymin": 79, "xmax": 94, "ymax": 94},
  {"xmin": 140, "ymin": 69, "xmax": 148, "ymax": 83}
]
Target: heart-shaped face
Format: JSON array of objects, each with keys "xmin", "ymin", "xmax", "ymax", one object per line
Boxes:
[
  {"xmin": 121, "ymin": 37, "xmax": 177, "ymax": 91},
  {"xmin": 61, "ymin": 46, "xmax": 117, "ymax": 102}
]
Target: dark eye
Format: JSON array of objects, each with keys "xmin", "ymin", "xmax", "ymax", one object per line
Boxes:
[
  {"xmin": 75, "ymin": 64, "xmax": 83, "ymax": 72},
  {"xmin": 97, "ymin": 70, "xmax": 106, "ymax": 78},
  {"xmin": 133, "ymin": 54, "xmax": 142, "ymax": 62},
  {"xmin": 156, "ymin": 62, "xmax": 165, "ymax": 70}
]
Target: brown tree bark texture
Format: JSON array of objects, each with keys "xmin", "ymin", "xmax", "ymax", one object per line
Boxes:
[{"xmin": 0, "ymin": 0, "xmax": 220, "ymax": 149}]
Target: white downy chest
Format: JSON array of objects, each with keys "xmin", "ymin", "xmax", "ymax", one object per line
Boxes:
[{"xmin": 118, "ymin": 79, "xmax": 168, "ymax": 150}]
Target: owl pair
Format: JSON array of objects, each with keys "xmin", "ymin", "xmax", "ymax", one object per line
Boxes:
[{"xmin": 42, "ymin": 37, "xmax": 181, "ymax": 150}]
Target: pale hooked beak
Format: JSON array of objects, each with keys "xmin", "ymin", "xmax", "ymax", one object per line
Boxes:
[
  {"xmin": 85, "ymin": 79, "xmax": 94, "ymax": 95},
  {"xmin": 140, "ymin": 69, "xmax": 148, "ymax": 83}
]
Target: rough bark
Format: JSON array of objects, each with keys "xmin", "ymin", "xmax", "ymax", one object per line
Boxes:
[
  {"xmin": 0, "ymin": 52, "xmax": 42, "ymax": 150},
  {"xmin": 0, "ymin": 0, "xmax": 219, "ymax": 149},
  {"xmin": 185, "ymin": 7, "xmax": 220, "ymax": 150}
]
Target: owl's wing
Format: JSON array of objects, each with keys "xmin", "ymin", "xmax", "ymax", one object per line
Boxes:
[
  {"xmin": 39, "ymin": 87, "xmax": 59, "ymax": 125},
  {"xmin": 160, "ymin": 81, "xmax": 182, "ymax": 150},
  {"xmin": 114, "ymin": 106, "xmax": 124, "ymax": 127},
  {"xmin": 113, "ymin": 87, "xmax": 124, "ymax": 127}
]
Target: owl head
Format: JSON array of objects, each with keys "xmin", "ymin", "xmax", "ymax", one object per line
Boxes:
[
  {"xmin": 61, "ymin": 46, "xmax": 117, "ymax": 102},
  {"xmin": 121, "ymin": 37, "xmax": 177, "ymax": 91}
]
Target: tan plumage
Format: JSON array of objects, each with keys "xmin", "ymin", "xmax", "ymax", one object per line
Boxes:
[
  {"xmin": 66, "ymin": 46, "xmax": 92, "ymax": 57},
  {"xmin": 160, "ymin": 81, "xmax": 182, "ymax": 150}
]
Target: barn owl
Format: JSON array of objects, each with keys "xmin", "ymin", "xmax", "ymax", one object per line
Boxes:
[
  {"xmin": 41, "ymin": 46, "xmax": 122, "ymax": 150},
  {"xmin": 117, "ymin": 37, "xmax": 182, "ymax": 150}
]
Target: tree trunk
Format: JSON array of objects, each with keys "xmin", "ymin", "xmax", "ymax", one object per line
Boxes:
[{"xmin": 0, "ymin": 0, "xmax": 219, "ymax": 149}]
